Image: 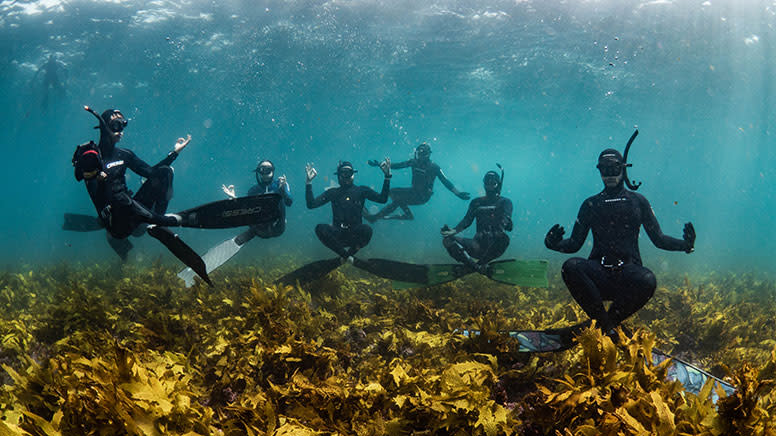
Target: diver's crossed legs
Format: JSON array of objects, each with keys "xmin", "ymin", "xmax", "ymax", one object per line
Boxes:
[
  {"xmin": 561, "ymin": 257, "xmax": 656, "ymax": 332},
  {"xmin": 315, "ymin": 223, "xmax": 372, "ymax": 259}
]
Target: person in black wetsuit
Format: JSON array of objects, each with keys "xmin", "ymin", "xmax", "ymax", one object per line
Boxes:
[
  {"xmin": 306, "ymin": 159, "xmax": 391, "ymax": 262},
  {"xmin": 364, "ymin": 142, "xmax": 470, "ymax": 222},
  {"xmin": 31, "ymin": 54, "xmax": 66, "ymax": 109},
  {"xmin": 544, "ymin": 148, "xmax": 695, "ymax": 333},
  {"xmin": 79, "ymin": 108, "xmax": 190, "ymax": 259},
  {"xmin": 441, "ymin": 169, "xmax": 513, "ymax": 274}
]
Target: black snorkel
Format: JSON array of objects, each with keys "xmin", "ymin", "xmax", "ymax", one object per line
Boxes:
[
  {"xmin": 622, "ymin": 129, "xmax": 641, "ymax": 191},
  {"xmin": 84, "ymin": 105, "xmax": 114, "ymax": 137},
  {"xmin": 496, "ymin": 163, "xmax": 504, "ymax": 196}
]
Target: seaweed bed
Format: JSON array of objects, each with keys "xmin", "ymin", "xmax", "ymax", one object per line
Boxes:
[{"xmin": 0, "ymin": 260, "xmax": 774, "ymax": 435}]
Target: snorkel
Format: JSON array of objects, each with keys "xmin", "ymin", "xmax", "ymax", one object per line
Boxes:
[
  {"xmin": 496, "ymin": 163, "xmax": 504, "ymax": 195},
  {"xmin": 85, "ymin": 105, "xmax": 124, "ymax": 154},
  {"xmin": 622, "ymin": 129, "xmax": 641, "ymax": 191},
  {"xmin": 84, "ymin": 105, "xmax": 114, "ymax": 137}
]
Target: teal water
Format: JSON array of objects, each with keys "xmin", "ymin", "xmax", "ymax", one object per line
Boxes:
[{"xmin": 1, "ymin": 0, "xmax": 773, "ymax": 276}]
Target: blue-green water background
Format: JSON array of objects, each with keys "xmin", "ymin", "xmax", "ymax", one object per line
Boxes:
[{"xmin": 1, "ymin": 0, "xmax": 774, "ymax": 276}]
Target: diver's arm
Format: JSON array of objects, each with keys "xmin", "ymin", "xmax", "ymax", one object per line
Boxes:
[
  {"xmin": 554, "ymin": 220, "xmax": 589, "ymax": 253},
  {"xmin": 438, "ymin": 168, "xmax": 469, "ymax": 199},
  {"xmin": 365, "ymin": 176, "xmax": 391, "ymax": 204},
  {"xmin": 640, "ymin": 196, "xmax": 688, "ymax": 251},
  {"xmin": 125, "ymin": 150, "xmax": 156, "ymax": 178},
  {"xmin": 153, "ymin": 135, "xmax": 190, "ymax": 168},
  {"xmin": 281, "ymin": 178, "xmax": 293, "ymax": 206},
  {"xmin": 305, "ymin": 184, "xmax": 330, "ymax": 209},
  {"xmin": 548, "ymin": 203, "xmax": 590, "ymax": 253},
  {"xmin": 391, "ymin": 159, "xmax": 412, "ymax": 169},
  {"xmin": 501, "ymin": 198, "xmax": 514, "ymax": 232},
  {"xmin": 454, "ymin": 200, "xmax": 477, "ymax": 232}
]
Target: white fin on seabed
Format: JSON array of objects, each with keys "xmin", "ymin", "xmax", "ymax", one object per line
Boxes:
[{"xmin": 178, "ymin": 236, "xmax": 242, "ymax": 287}]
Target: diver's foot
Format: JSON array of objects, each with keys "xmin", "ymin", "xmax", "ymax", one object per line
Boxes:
[
  {"xmin": 341, "ymin": 256, "xmax": 355, "ymax": 265},
  {"xmin": 164, "ymin": 213, "xmax": 183, "ymax": 226},
  {"xmin": 475, "ymin": 263, "xmax": 491, "ymax": 276}
]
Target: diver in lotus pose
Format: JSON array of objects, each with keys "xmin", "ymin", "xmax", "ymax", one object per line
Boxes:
[
  {"xmin": 177, "ymin": 158, "xmax": 293, "ymax": 287},
  {"xmin": 364, "ymin": 142, "xmax": 469, "ymax": 222},
  {"xmin": 544, "ymin": 146, "xmax": 695, "ymax": 333},
  {"xmin": 306, "ymin": 160, "xmax": 391, "ymax": 262},
  {"xmin": 73, "ymin": 107, "xmax": 189, "ymax": 259},
  {"xmin": 441, "ymin": 168, "xmax": 512, "ymax": 274},
  {"xmin": 222, "ymin": 159, "xmax": 293, "ymax": 242}
]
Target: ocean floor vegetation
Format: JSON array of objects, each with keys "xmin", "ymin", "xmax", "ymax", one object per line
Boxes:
[{"xmin": 0, "ymin": 261, "xmax": 774, "ymax": 435}]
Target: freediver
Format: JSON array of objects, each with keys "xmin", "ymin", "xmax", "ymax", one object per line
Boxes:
[
  {"xmin": 305, "ymin": 159, "xmax": 391, "ymax": 262},
  {"xmin": 32, "ymin": 54, "xmax": 66, "ymax": 109},
  {"xmin": 222, "ymin": 159, "xmax": 293, "ymax": 242},
  {"xmin": 177, "ymin": 158, "xmax": 294, "ymax": 287},
  {"xmin": 74, "ymin": 107, "xmax": 188, "ymax": 260},
  {"xmin": 544, "ymin": 145, "xmax": 695, "ymax": 334},
  {"xmin": 363, "ymin": 142, "xmax": 470, "ymax": 222},
  {"xmin": 441, "ymin": 168, "xmax": 513, "ymax": 274}
]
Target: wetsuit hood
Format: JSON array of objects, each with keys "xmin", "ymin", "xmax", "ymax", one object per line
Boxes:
[
  {"xmin": 254, "ymin": 159, "xmax": 275, "ymax": 184},
  {"xmin": 415, "ymin": 142, "xmax": 431, "ymax": 162},
  {"xmin": 336, "ymin": 161, "xmax": 356, "ymax": 186}
]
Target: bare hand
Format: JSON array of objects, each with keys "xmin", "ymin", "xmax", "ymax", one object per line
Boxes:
[
  {"xmin": 98, "ymin": 171, "xmax": 108, "ymax": 181},
  {"xmin": 380, "ymin": 157, "xmax": 391, "ymax": 177},
  {"xmin": 305, "ymin": 163, "xmax": 317, "ymax": 184},
  {"xmin": 174, "ymin": 134, "xmax": 192, "ymax": 153},
  {"xmin": 278, "ymin": 175, "xmax": 287, "ymax": 190},
  {"xmin": 222, "ymin": 184, "xmax": 236, "ymax": 199}
]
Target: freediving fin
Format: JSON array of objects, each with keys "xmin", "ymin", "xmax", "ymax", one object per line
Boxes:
[
  {"xmin": 460, "ymin": 322, "xmax": 736, "ymax": 400},
  {"xmin": 106, "ymin": 234, "xmax": 133, "ymax": 262},
  {"xmin": 175, "ymin": 193, "xmax": 282, "ymax": 229},
  {"xmin": 276, "ymin": 257, "xmax": 344, "ymax": 287},
  {"xmin": 487, "ymin": 259, "xmax": 549, "ymax": 287},
  {"xmin": 146, "ymin": 225, "xmax": 212, "ymax": 286},
  {"xmin": 63, "ymin": 213, "xmax": 104, "ymax": 232},
  {"xmin": 392, "ymin": 259, "xmax": 549, "ymax": 289},
  {"xmin": 354, "ymin": 258, "xmax": 429, "ymax": 283},
  {"xmin": 178, "ymin": 236, "xmax": 242, "ymax": 287}
]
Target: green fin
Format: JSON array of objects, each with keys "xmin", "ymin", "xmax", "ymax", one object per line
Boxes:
[
  {"xmin": 176, "ymin": 193, "xmax": 282, "ymax": 229},
  {"xmin": 392, "ymin": 259, "xmax": 549, "ymax": 289},
  {"xmin": 488, "ymin": 259, "xmax": 549, "ymax": 287}
]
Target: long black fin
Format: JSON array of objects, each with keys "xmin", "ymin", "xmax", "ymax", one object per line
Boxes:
[
  {"xmin": 175, "ymin": 193, "xmax": 282, "ymax": 229},
  {"xmin": 276, "ymin": 257, "xmax": 343, "ymax": 287},
  {"xmin": 63, "ymin": 213, "xmax": 104, "ymax": 232},
  {"xmin": 146, "ymin": 225, "xmax": 212, "ymax": 286}
]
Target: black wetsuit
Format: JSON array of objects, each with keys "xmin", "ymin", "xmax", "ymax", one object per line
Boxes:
[
  {"xmin": 547, "ymin": 185, "xmax": 690, "ymax": 331},
  {"xmin": 234, "ymin": 179, "xmax": 293, "ymax": 245},
  {"xmin": 444, "ymin": 194, "xmax": 513, "ymax": 266},
  {"xmin": 306, "ymin": 178, "xmax": 390, "ymax": 257},
  {"xmin": 85, "ymin": 141, "xmax": 179, "ymax": 241},
  {"xmin": 368, "ymin": 159, "xmax": 459, "ymax": 220}
]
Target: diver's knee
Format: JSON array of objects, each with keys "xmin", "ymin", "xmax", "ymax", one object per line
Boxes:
[
  {"xmin": 314, "ymin": 224, "xmax": 329, "ymax": 238},
  {"xmin": 561, "ymin": 257, "xmax": 586, "ymax": 277}
]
